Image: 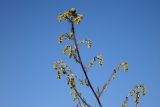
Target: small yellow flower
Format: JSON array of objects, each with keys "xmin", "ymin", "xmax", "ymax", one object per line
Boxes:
[
  {"xmin": 53, "ymin": 63, "xmax": 57, "ymax": 70},
  {"xmin": 97, "ymin": 55, "xmax": 103, "ymax": 65},
  {"xmin": 68, "ymin": 8, "xmax": 76, "ymax": 15},
  {"xmin": 134, "ymin": 92, "xmax": 140, "ymax": 104},
  {"xmin": 57, "ymin": 69, "xmax": 61, "ymax": 80},
  {"xmin": 58, "ymin": 35, "xmax": 63, "ymax": 43},
  {"xmin": 121, "ymin": 62, "xmax": 128, "ymax": 72},
  {"xmin": 70, "ymin": 31, "xmax": 73, "ymax": 38},
  {"xmin": 63, "ymin": 45, "xmax": 69, "ymax": 55},
  {"xmin": 87, "ymin": 40, "xmax": 92, "ymax": 48},
  {"xmin": 124, "ymin": 62, "xmax": 128, "ymax": 71},
  {"xmin": 69, "ymin": 77, "xmax": 75, "ymax": 89},
  {"xmin": 68, "ymin": 46, "xmax": 73, "ymax": 58},
  {"xmin": 57, "ymin": 8, "xmax": 83, "ymax": 24},
  {"xmin": 61, "ymin": 63, "xmax": 66, "ymax": 69},
  {"xmin": 57, "ymin": 14, "xmax": 62, "ymax": 22},
  {"xmin": 63, "ymin": 12, "xmax": 69, "ymax": 20}
]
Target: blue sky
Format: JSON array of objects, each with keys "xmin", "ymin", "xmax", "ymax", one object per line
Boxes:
[{"xmin": 0, "ymin": 0, "xmax": 160, "ymax": 107}]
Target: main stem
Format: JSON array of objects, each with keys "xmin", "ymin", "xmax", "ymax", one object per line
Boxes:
[{"xmin": 71, "ymin": 22, "xmax": 102, "ymax": 107}]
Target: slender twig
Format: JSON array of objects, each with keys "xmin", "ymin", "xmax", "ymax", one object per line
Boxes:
[
  {"xmin": 99, "ymin": 71, "xmax": 115, "ymax": 98},
  {"xmin": 77, "ymin": 97, "xmax": 82, "ymax": 107},
  {"xmin": 64, "ymin": 69, "xmax": 91, "ymax": 107},
  {"xmin": 74, "ymin": 88, "xmax": 91, "ymax": 107},
  {"xmin": 71, "ymin": 21, "xmax": 103, "ymax": 107}
]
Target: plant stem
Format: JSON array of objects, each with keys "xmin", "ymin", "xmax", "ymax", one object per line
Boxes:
[
  {"xmin": 65, "ymin": 72, "xmax": 91, "ymax": 107},
  {"xmin": 99, "ymin": 71, "xmax": 115, "ymax": 98},
  {"xmin": 77, "ymin": 97, "xmax": 82, "ymax": 107},
  {"xmin": 71, "ymin": 22, "xmax": 103, "ymax": 107},
  {"xmin": 74, "ymin": 88, "xmax": 91, "ymax": 107}
]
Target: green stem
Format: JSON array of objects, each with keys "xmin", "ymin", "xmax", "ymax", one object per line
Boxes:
[
  {"xmin": 74, "ymin": 88, "xmax": 91, "ymax": 107},
  {"xmin": 99, "ymin": 71, "xmax": 115, "ymax": 98}
]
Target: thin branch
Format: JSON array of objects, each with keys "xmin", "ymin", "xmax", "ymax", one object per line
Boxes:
[
  {"xmin": 99, "ymin": 71, "xmax": 114, "ymax": 98},
  {"xmin": 77, "ymin": 95, "xmax": 82, "ymax": 107},
  {"xmin": 63, "ymin": 69, "xmax": 91, "ymax": 107},
  {"xmin": 62, "ymin": 67, "xmax": 91, "ymax": 107},
  {"xmin": 99, "ymin": 62, "xmax": 128, "ymax": 98},
  {"xmin": 74, "ymin": 88, "xmax": 91, "ymax": 107}
]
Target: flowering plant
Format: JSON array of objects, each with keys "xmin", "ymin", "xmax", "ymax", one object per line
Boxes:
[{"xmin": 54, "ymin": 8, "xmax": 146, "ymax": 107}]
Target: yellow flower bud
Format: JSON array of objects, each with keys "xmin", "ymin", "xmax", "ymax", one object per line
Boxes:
[
  {"xmin": 53, "ymin": 63, "xmax": 57, "ymax": 70},
  {"xmin": 63, "ymin": 45, "xmax": 69, "ymax": 55},
  {"xmin": 58, "ymin": 35, "xmax": 63, "ymax": 43}
]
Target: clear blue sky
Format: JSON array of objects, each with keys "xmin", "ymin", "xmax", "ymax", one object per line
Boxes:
[{"xmin": 0, "ymin": 0, "xmax": 160, "ymax": 107}]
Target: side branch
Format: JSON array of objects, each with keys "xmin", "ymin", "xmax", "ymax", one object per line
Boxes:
[
  {"xmin": 74, "ymin": 88, "xmax": 91, "ymax": 107},
  {"xmin": 99, "ymin": 62, "xmax": 128, "ymax": 98}
]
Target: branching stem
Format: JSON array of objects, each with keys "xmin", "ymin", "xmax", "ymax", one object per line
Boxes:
[
  {"xmin": 71, "ymin": 21, "xmax": 103, "ymax": 107},
  {"xmin": 65, "ymin": 71, "xmax": 91, "ymax": 107}
]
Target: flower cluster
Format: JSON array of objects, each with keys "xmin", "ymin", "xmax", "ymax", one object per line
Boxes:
[
  {"xmin": 58, "ymin": 33, "xmax": 73, "ymax": 43},
  {"xmin": 54, "ymin": 60, "xmax": 81, "ymax": 103},
  {"xmin": 58, "ymin": 8, "xmax": 83, "ymax": 24},
  {"xmin": 54, "ymin": 60, "xmax": 75, "ymax": 79},
  {"xmin": 78, "ymin": 39, "xmax": 92, "ymax": 48},
  {"xmin": 53, "ymin": 60, "xmax": 67, "ymax": 79},
  {"xmin": 96, "ymin": 55, "xmax": 103, "ymax": 65},
  {"xmin": 111, "ymin": 62, "xmax": 128, "ymax": 79},
  {"xmin": 87, "ymin": 55, "xmax": 104, "ymax": 70},
  {"xmin": 135, "ymin": 84, "xmax": 146, "ymax": 96},
  {"xmin": 63, "ymin": 45, "xmax": 75, "ymax": 58},
  {"xmin": 62, "ymin": 45, "xmax": 80, "ymax": 63},
  {"xmin": 121, "ymin": 62, "xmax": 128, "ymax": 71},
  {"xmin": 69, "ymin": 77, "xmax": 76, "ymax": 90},
  {"xmin": 55, "ymin": 8, "xmax": 146, "ymax": 107},
  {"xmin": 121, "ymin": 84, "xmax": 146, "ymax": 107},
  {"xmin": 114, "ymin": 61, "xmax": 128, "ymax": 73},
  {"xmin": 135, "ymin": 91, "xmax": 140, "ymax": 104},
  {"xmin": 54, "ymin": 60, "xmax": 86, "ymax": 88}
]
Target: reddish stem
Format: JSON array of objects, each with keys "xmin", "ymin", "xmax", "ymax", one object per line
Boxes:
[{"xmin": 71, "ymin": 22, "xmax": 102, "ymax": 107}]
